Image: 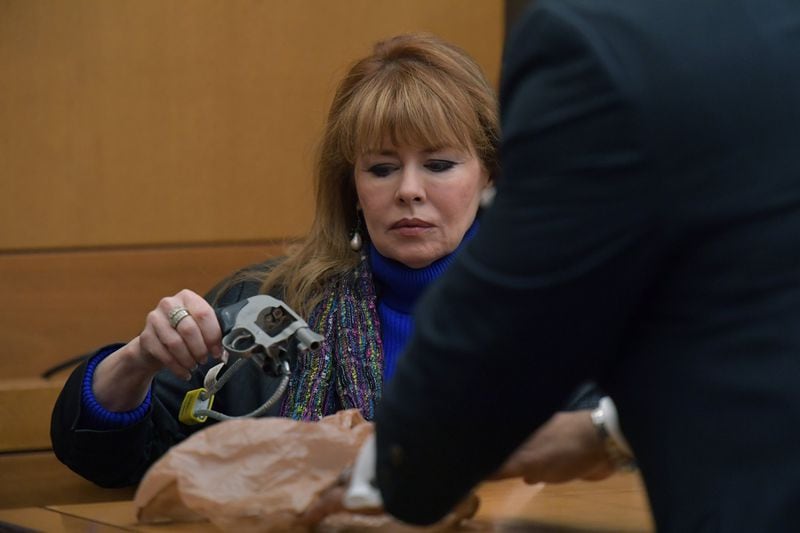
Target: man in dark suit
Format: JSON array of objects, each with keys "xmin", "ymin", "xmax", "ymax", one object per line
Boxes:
[{"xmin": 371, "ymin": 0, "xmax": 800, "ymax": 530}]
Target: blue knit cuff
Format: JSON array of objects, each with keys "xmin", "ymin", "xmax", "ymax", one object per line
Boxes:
[{"xmin": 80, "ymin": 345, "xmax": 152, "ymax": 429}]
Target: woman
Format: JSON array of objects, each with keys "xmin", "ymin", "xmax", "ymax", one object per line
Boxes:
[
  {"xmin": 51, "ymin": 33, "xmax": 625, "ymax": 491},
  {"xmin": 51, "ymin": 33, "xmax": 500, "ymax": 487}
]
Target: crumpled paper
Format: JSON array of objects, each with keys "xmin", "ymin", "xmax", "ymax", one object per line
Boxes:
[
  {"xmin": 134, "ymin": 409, "xmax": 478, "ymax": 532},
  {"xmin": 135, "ymin": 409, "xmax": 372, "ymax": 531}
]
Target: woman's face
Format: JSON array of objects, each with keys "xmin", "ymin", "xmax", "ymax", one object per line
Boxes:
[{"xmin": 354, "ymin": 142, "xmax": 490, "ymax": 268}]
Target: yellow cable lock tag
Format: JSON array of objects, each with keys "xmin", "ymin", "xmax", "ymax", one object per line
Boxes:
[{"xmin": 179, "ymin": 388, "xmax": 214, "ymax": 425}]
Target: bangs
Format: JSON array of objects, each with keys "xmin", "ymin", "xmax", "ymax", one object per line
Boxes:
[{"xmin": 344, "ymin": 69, "xmax": 478, "ymax": 160}]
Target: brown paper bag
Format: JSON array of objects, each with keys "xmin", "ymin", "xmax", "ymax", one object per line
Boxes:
[
  {"xmin": 135, "ymin": 409, "xmax": 373, "ymax": 531},
  {"xmin": 134, "ymin": 408, "xmax": 479, "ymax": 531}
]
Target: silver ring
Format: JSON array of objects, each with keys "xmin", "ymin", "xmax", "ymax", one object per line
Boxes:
[{"xmin": 168, "ymin": 306, "xmax": 191, "ymax": 329}]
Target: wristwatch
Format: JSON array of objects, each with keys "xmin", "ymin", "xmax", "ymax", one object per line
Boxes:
[{"xmin": 590, "ymin": 397, "xmax": 637, "ymax": 471}]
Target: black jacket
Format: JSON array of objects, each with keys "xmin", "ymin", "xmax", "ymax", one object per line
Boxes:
[{"xmin": 374, "ymin": 1, "xmax": 800, "ymax": 530}]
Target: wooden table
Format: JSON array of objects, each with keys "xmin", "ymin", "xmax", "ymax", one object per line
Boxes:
[{"xmin": 0, "ymin": 472, "xmax": 652, "ymax": 532}]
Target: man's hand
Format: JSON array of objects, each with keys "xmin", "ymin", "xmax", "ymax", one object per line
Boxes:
[{"xmin": 492, "ymin": 410, "xmax": 615, "ymax": 484}]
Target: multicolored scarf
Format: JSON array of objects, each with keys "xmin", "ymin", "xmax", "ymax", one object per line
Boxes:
[{"xmin": 279, "ymin": 259, "xmax": 384, "ymax": 421}]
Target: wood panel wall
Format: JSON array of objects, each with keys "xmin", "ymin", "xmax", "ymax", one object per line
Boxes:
[
  {"xmin": 0, "ymin": 0, "xmax": 503, "ymax": 250},
  {"xmin": 0, "ymin": 0, "xmax": 504, "ymax": 507},
  {"xmin": 0, "ymin": 0, "xmax": 503, "ymax": 375}
]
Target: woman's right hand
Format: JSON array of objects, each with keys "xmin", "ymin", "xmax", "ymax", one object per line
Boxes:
[
  {"xmin": 136, "ymin": 289, "xmax": 224, "ymax": 380},
  {"xmin": 92, "ymin": 289, "xmax": 224, "ymax": 411}
]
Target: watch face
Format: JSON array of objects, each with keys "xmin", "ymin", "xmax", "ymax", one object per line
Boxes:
[{"xmin": 591, "ymin": 407, "xmax": 609, "ymax": 438}]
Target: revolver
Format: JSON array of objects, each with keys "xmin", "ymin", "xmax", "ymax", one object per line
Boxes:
[{"xmin": 216, "ymin": 294, "xmax": 323, "ymax": 376}]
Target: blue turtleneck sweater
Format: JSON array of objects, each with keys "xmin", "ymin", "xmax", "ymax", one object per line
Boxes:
[{"xmin": 369, "ymin": 221, "xmax": 479, "ymax": 383}]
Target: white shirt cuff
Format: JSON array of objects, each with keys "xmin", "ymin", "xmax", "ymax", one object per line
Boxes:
[{"xmin": 343, "ymin": 433, "xmax": 383, "ymax": 510}]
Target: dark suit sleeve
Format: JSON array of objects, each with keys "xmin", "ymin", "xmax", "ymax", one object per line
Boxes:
[{"xmin": 374, "ymin": 3, "xmax": 664, "ymax": 524}]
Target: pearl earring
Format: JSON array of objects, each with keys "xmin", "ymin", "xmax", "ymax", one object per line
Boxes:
[
  {"xmin": 349, "ymin": 208, "xmax": 363, "ymax": 251},
  {"xmin": 480, "ymin": 186, "xmax": 496, "ymax": 208},
  {"xmin": 349, "ymin": 230, "xmax": 362, "ymax": 251}
]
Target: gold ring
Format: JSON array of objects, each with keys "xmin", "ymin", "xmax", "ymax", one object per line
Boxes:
[{"xmin": 168, "ymin": 306, "xmax": 191, "ymax": 329}]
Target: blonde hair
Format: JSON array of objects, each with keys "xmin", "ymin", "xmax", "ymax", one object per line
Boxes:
[{"xmin": 259, "ymin": 33, "xmax": 499, "ymax": 316}]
